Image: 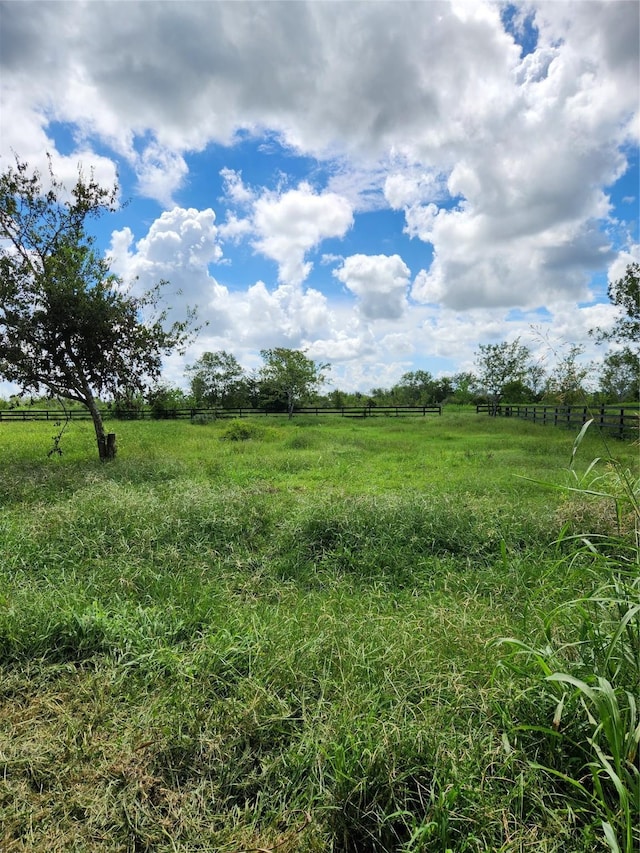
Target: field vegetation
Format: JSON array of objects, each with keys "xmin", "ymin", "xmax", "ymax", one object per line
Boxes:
[{"xmin": 0, "ymin": 411, "xmax": 637, "ymax": 852}]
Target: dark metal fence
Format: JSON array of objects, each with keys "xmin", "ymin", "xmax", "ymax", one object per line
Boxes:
[{"xmin": 476, "ymin": 403, "xmax": 639, "ymax": 439}]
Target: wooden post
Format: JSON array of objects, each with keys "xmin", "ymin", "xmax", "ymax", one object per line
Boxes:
[{"xmin": 106, "ymin": 433, "xmax": 117, "ymax": 459}]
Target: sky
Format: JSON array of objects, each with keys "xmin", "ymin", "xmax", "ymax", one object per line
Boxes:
[{"xmin": 1, "ymin": 0, "xmax": 638, "ymax": 395}]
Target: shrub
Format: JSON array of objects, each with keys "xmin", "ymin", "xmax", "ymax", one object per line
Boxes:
[
  {"xmin": 191, "ymin": 413, "xmax": 215, "ymax": 426},
  {"xmin": 219, "ymin": 419, "xmax": 263, "ymax": 441}
]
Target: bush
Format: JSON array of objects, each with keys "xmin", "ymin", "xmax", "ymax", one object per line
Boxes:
[
  {"xmin": 219, "ymin": 419, "xmax": 263, "ymax": 441},
  {"xmin": 191, "ymin": 413, "xmax": 216, "ymax": 426}
]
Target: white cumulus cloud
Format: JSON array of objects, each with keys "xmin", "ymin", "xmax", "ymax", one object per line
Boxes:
[
  {"xmin": 334, "ymin": 254, "xmax": 410, "ymax": 320},
  {"xmin": 251, "ymin": 183, "xmax": 353, "ymax": 286},
  {"xmin": 1, "ymin": 0, "xmax": 637, "ymax": 392}
]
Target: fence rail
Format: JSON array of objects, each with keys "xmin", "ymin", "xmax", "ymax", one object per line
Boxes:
[
  {"xmin": 0, "ymin": 404, "xmax": 442, "ymax": 422},
  {"xmin": 477, "ymin": 403, "xmax": 639, "ymax": 439}
]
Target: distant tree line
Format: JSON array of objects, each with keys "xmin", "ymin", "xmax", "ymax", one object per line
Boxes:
[
  {"xmin": 2, "ymin": 268, "xmax": 637, "ymax": 424},
  {"xmin": 146, "ymin": 265, "xmax": 638, "ymax": 415},
  {"xmin": 5, "ymin": 327, "xmax": 635, "ymax": 421},
  {"xmin": 138, "ymin": 266, "xmax": 640, "ymax": 415}
]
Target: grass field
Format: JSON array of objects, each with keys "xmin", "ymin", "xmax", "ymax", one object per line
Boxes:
[{"xmin": 0, "ymin": 411, "xmax": 638, "ymax": 852}]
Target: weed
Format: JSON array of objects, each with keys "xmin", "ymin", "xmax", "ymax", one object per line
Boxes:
[{"xmin": 495, "ymin": 422, "xmax": 640, "ymax": 853}]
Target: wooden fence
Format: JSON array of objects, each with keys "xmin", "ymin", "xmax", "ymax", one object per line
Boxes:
[
  {"xmin": 0, "ymin": 404, "xmax": 442, "ymax": 422},
  {"xmin": 476, "ymin": 403, "xmax": 639, "ymax": 439}
]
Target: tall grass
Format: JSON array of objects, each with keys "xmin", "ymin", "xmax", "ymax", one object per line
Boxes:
[
  {"xmin": 495, "ymin": 421, "xmax": 639, "ymax": 853},
  {"xmin": 0, "ymin": 413, "xmax": 637, "ymax": 851}
]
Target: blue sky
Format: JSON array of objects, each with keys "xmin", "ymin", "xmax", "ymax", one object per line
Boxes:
[{"xmin": 1, "ymin": 0, "xmax": 638, "ymax": 394}]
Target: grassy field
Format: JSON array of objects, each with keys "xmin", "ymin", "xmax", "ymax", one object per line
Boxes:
[{"xmin": 0, "ymin": 411, "xmax": 638, "ymax": 852}]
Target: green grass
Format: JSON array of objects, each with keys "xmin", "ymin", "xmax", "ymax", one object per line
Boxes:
[{"xmin": 0, "ymin": 411, "xmax": 637, "ymax": 851}]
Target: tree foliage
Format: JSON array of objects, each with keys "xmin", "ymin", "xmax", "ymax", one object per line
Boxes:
[
  {"xmin": 474, "ymin": 339, "xmax": 531, "ymax": 414},
  {"xmin": 259, "ymin": 348, "xmax": 328, "ymax": 417},
  {"xmin": 593, "ymin": 262, "xmax": 640, "ymax": 347},
  {"xmin": 599, "ymin": 350, "xmax": 640, "ymax": 402},
  {"xmin": 0, "ymin": 156, "xmax": 195, "ymax": 459},
  {"xmin": 544, "ymin": 344, "xmax": 590, "ymax": 405},
  {"xmin": 449, "ymin": 372, "xmax": 480, "ymax": 405},
  {"xmin": 591, "ymin": 262, "xmax": 639, "ymax": 402},
  {"xmin": 186, "ymin": 350, "xmax": 245, "ymax": 407}
]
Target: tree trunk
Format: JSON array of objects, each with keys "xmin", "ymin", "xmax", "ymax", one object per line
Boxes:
[{"xmin": 85, "ymin": 391, "xmax": 116, "ymax": 460}]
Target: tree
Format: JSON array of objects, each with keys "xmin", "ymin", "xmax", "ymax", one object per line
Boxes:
[
  {"xmin": 259, "ymin": 348, "xmax": 328, "ymax": 417},
  {"xmin": 186, "ymin": 350, "xmax": 245, "ymax": 407},
  {"xmin": 501, "ymin": 379, "xmax": 533, "ymax": 404},
  {"xmin": 449, "ymin": 372, "xmax": 479, "ymax": 405},
  {"xmin": 599, "ymin": 350, "xmax": 640, "ymax": 402},
  {"xmin": 590, "ymin": 262, "xmax": 639, "ymax": 402},
  {"xmin": 146, "ymin": 383, "xmax": 189, "ymax": 419},
  {"xmin": 433, "ymin": 376, "xmax": 453, "ymax": 403},
  {"xmin": 0, "ymin": 157, "xmax": 195, "ymax": 460},
  {"xmin": 395, "ymin": 370, "xmax": 436, "ymax": 405},
  {"xmin": 592, "ymin": 262, "xmax": 640, "ymax": 347},
  {"xmin": 526, "ymin": 363, "xmax": 547, "ymax": 401},
  {"xmin": 328, "ymin": 388, "xmax": 346, "ymax": 409},
  {"xmin": 544, "ymin": 344, "xmax": 591, "ymax": 405},
  {"xmin": 474, "ymin": 339, "xmax": 531, "ymax": 414},
  {"xmin": 369, "ymin": 386, "xmax": 390, "ymax": 405}
]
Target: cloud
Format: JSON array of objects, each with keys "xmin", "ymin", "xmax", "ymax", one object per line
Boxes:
[
  {"xmin": 8, "ymin": 189, "xmax": 630, "ymax": 398},
  {"xmin": 334, "ymin": 254, "xmax": 410, "ymax": 320},
  {"xmin": 220, "ymin": 168, "xmax": 255, "ymax": 206},
  {"xmin": 135, "ymin": 143, "xmax": 188, "ymax": 207},
  {"xmin": 107, "ymin": 205, "xmax": 337, "ymax": 355},
  {"xmin": 607, "ymin": 245, "xmax": 640, "ymax": 287},
  {"xmin": 0, "ymin": 2, "xmax": 542, "ymax": 166},
  {"xmin": 409, "ymin": 215, "xmax": 617, "ymax": 311},
  {"xmin": 1, "ymin": 0, "xmax": 637, "ymax": 393},
  {"xmin": 241, "ymin": 281, "xmax": 334, "ymax": 345},
  {"xmin": 251, "ymin": 183, "xmax": 353, "ymax": 285},
  {"xmin": 107, "ymin": 207, "xmax": 229, "ymax": 328},
  {"xmin": 382, "ymin": 2, "xmax": 638, "ymax": 311},
  {"xmin": 217, "ymin": 176, "xmax": 354, "ymax": 286}
]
